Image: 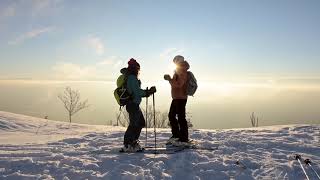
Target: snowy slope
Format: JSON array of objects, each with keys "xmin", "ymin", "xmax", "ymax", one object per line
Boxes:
[{"xmin": 0, "ymin": 111, "xmax": 319, "ymax": 180}]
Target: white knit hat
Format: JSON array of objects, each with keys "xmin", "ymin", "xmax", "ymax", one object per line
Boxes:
[{"xmin": 173, "ymin": 55, "xmax": 184, "ymax": 64}]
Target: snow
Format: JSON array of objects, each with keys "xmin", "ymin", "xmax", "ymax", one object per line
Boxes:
[{"xmin": 0, "ymin": 111, "xmax": 319, "ymax": 179}]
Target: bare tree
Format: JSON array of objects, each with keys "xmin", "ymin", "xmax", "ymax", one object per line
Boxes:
[
  {"xmin": 117, "ymin": 110, "xmax": 129, "ymax": 127},
  {"xmin": 157, "ymin": 111, "xmax": 169, "ymax": 128},
  {"xmin": 117, "ymin": 106, "xmax": 169, "ymax": 128},
  {"xmin": 116, "ymin": 105, "xmax": 194, "ymax": 129},
  {"xmin": 250, "ymin": 112, "xmax": 259, "ymax": 127},
  {"xmin": 142, "ymin": 106, "xmax": 169, "ymax": 128},
  {"xmin": 186, "ymin": 112, "xmax": 194, "ymax": 128},
  {"xmin": 58, "ymin": 87, "xmax": 89, "ymax": 123},
  {"xmin": 106, "ymin": 119, "xmax": 113, "ymax": 126}
]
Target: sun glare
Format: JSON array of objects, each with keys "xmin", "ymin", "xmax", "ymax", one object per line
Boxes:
[{"xmin": 167, "ymin": 62, "xmax": 177, "ymax": 73}]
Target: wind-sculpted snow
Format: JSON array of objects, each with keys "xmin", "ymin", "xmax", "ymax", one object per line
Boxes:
[
  {"xmin": 0, "ymin": 118, "xmax": 36, "ymax": 132},
  {"xmin": 0, "ymin": 111, "xmax": 319, "ymax": 179}
]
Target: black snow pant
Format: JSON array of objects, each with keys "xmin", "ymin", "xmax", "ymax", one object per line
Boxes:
[
  {"xmin": 124, "ymin": 101, "xmax": 145, "ymax": 145},
  {"xmin": 168, "ymin": 99, "xmax": 188, "ymax": 142}
]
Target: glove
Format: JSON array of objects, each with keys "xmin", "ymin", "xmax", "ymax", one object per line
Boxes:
[
  {"xmin": 149, "ymin": 86, "xmax": 156, "ymax": 94},
  {"xmin": 164, "ymin": 74, "xmax": 171, "ymax": 81},
  {"xmin": 145, "ymin": 86, "xmax": 156, "ymax": 97}
]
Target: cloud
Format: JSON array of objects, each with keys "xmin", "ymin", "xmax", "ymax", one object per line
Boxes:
[
  {"xmin": 52, "ymin": 62, "xmax": 99, "ymax": 80},
  {"xmin": 97, "ymin": 56, "xmax": 126, "ymax": 68},
  {"xmin": 8, "ymin": 27, "xmax": 55, "ymax": 45},
  {"xmin": 87, "ymin": 35, "xmax": 105, "ymax": 55},
  {"xmin": 51, "ymin": 56, "xmax": 126, "ymax": 81},
  {"xmin": 0, "ymin": 1, "xmax": 62, "ymax": 30},
  {"xmin": 160, "ymin": 48, "xmax": 184, "ymax": 59}
]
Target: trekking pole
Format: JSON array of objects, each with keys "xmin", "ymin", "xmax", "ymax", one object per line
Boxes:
[
  {"xmin": 116, "ymin": 107, "xmax": 122, "ymax": 126},
  {"xmin": 153, "ymin": 93, "xmax": 157, "ymax": 153},
  {"xmin": 305, "ymin": 159, "xmax": 320, "ymax": 180},
  {"xmin": 145, "ymin": 87, "xmax": 148, "ymax": 147},
  {"xmin": 294, "ymin": 154, "xmax": 310, "ymax": 180}
]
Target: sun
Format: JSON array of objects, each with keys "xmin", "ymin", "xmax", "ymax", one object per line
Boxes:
[{"xmin": 167, "ymin": 62, "xmax": 177, "ymax": 73}]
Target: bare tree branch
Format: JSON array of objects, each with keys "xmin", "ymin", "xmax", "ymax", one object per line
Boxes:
[
  {"xmin": 58, "ymin": 87, "xmax": 90, "ymax": 123},
  {"xmin": 118, "ymin": 111, "xmax": 129, "ymax": 127},
  {"xmin": 250, "ymin": 112, "xmax": 260, "ymax": 127},
  {"xmin": 117, "ymin": 105, "xmax": 169, "ymax": 128}
]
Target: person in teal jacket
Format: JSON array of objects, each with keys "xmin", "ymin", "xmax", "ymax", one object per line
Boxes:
[{"xmin": 121, "ymin": 58, "xmax": 156, "ymax": 152}]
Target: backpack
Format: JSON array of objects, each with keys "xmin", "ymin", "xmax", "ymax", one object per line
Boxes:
[
  {"xmin": 114, "ymin": 74, "xmax": 131, "ymax": 106},
  {"xmin": 186, "ymin": 71, "xmax": 198, "ymax": 96}
]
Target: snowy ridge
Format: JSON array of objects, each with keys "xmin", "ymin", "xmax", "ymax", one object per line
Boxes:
[
  {"xmin": 0, "ymin": 111, "xmax": 112, "ymax": 145},
  {"xmin": 0, "ymin": 113, "xmax": 39, "ymax": 132},
  {"xmin": 0, "ymin": 118, "xmax": 35, "ymax": 132},
  {"xmin": 0, "ymin": 111, "xmax": 319, "ymax": 179}
]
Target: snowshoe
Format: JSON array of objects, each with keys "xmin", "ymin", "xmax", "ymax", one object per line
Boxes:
[
  {"xmin": 172, "ymin": 140, "xmax": 191, "ymax": 147},
  {"xmin": 119, "ymin": 141, "xmax": 144, "ymax": 153},
  {"xmin": 166, "ymin": 136, "xmax": 179, "ymax": 145}
]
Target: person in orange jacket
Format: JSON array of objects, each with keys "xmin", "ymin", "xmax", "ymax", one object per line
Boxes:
[{"xmin": 164, "ymin": 55, "xmax": 190, "ymax": 145}]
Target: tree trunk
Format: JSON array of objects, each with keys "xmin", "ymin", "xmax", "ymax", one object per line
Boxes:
[{"xmin": 69, "ymin": 113, "xmax": 72, "ymax": 123}]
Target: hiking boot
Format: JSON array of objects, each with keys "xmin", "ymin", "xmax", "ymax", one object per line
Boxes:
[
  {"xmin": 187, "ymin": 139, "xmax": 197, "ymax": 144},
  {"xmin": 132, "ymin": 140, "xmax": 144, "ymax": 151},
  {"xmin": 172, "ymin": 140, "xmax": 190, "ymax": 147},
  {"xmin": 121, "ymin": 141, "xmax": 144, "ymax": 152},
  {"xmin": 120, "ymin": 144, "xmax": 135, "ymax": 152},
  {"xmin": 166, "ymin": 136, "xmax": 179, "ymax": 145}
]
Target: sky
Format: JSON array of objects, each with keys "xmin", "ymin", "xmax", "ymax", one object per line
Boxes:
[{"xmin": 0, "ymin": 0, "xmax": 320, "ymax": 83}]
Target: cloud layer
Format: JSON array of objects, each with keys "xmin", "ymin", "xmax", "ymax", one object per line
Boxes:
[
  {"xmin": 51, "ymin": 56, "xmax": 126, "ymax": 81},
  {"xmin": 8, "ymin": 27, "xmax": 55, "ymax": 45}
]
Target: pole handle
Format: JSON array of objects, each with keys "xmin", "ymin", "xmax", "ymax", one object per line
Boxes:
[
  {"xmin": 294, "ymin": 154, "xmax": 302, "ymax": 160},
  {"xmin": 304, "ymin": 159, "xmax": 311, "ymax": 165}
]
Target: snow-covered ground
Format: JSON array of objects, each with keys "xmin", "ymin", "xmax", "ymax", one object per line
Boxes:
[{"xmin": 0, "ymin": 111, "xmax": 319, "ymax": 180}]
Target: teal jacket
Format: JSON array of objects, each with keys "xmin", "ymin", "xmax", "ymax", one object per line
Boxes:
[{"xmin": 126, "ymin": 75, "xmax": 146, "ymax": 104}]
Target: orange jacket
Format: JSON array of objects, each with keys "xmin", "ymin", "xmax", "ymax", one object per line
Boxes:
[{"xmin": 169, "ymin": 71, "xmax": 188, "ymax": 99}]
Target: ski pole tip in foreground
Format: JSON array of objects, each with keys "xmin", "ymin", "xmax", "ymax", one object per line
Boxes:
[
  {"xmin": 304, "ymin": 158, "xmax": 320, "ymax": 180},
  {"xmin": 294, "ymin": 154, "xmax": 302, "ymax": 160},
  {"xmin": 294, "ymin": 154, "xmax": 311, "ymax": 180},
  {"xmin": 304, "ymin": 159, "xmax": 311, "ymax": 165}
]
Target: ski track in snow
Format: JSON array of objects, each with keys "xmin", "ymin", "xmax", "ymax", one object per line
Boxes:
[{"xmin": 0, "ymin": 111, "xmax": 319, "ymax": 180}]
